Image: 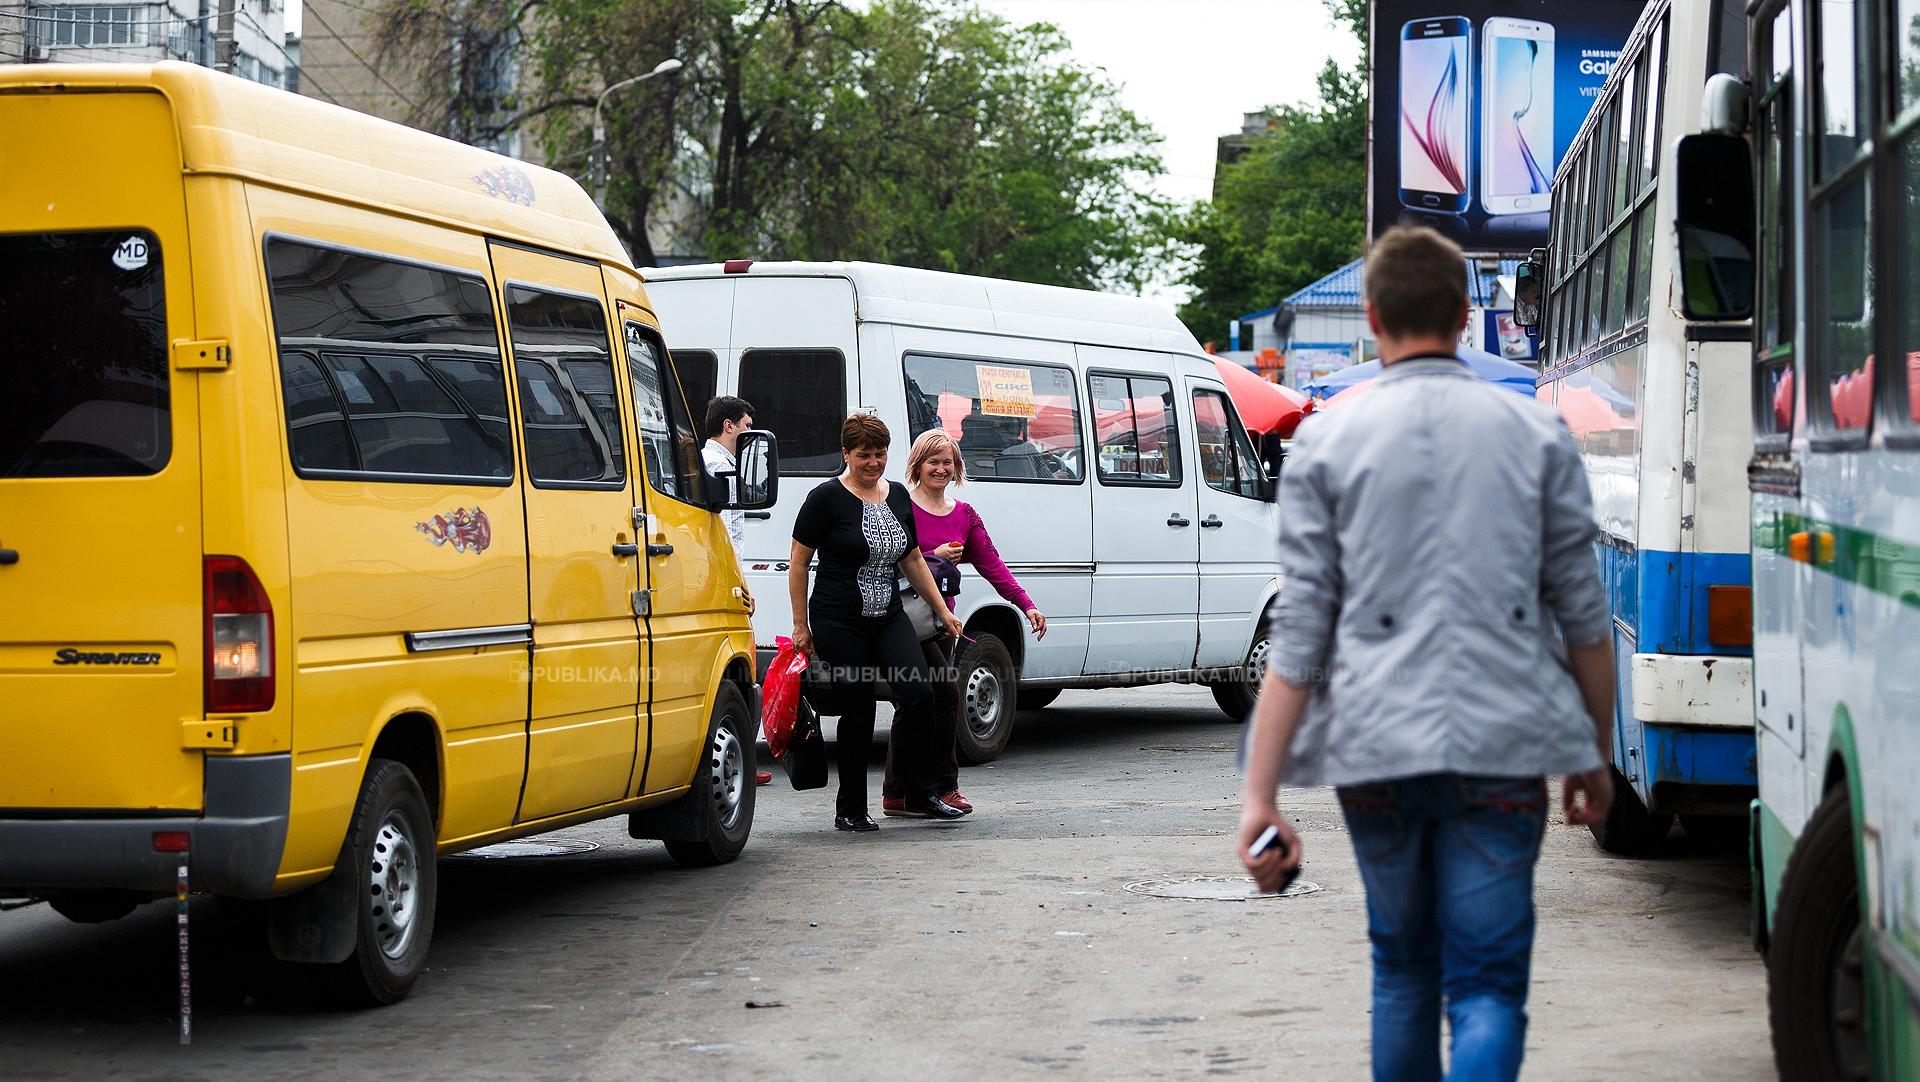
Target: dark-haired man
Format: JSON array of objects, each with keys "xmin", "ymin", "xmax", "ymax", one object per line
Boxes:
[
  {"xmin": 702, "ymin": 395, "xmax": 756, "ymax": 554},
  {"xmin": 703, "ymin": 395, "xmax": 773, "ymax": 785},
  {"xmin": 1237, "ymin": 226, "xmax": 1617, "ymax": 1081}
]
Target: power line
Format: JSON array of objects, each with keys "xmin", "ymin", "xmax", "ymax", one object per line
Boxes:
[
  {"xmin": 298, "ymin": 0, "xmax": 418, "ymax": 113},
  {"xmin": 236, "ymin": 5, "xmax": 342, "ymax": 103}
]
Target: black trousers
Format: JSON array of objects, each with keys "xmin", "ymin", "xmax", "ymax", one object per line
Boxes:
[
  {"xmin": 883, "ymin": 636, "xmax": 960, "ymax": 799},
  {"xmin": 808, "ymin": 605, "xmax": 937, "ymax": 815}
]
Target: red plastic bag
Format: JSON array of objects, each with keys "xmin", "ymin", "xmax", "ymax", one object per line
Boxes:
[{"xmin": 760, "ymin": 636, "xmax": 810, "ymax": 759}]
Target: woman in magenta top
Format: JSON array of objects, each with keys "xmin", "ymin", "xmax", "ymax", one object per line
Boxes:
[{"xmin": 881, "ymin": 429, "xmax": 1047, "ymax": 817}]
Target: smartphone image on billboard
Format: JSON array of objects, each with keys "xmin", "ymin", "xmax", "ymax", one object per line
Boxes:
[
  {"xmin": 1481, "ymin": 16, "xmax": 1555, "ymax": 217},
  {"xmin": 1399, "ymin": 16, "xmax": 1472, "ymax": 215}
]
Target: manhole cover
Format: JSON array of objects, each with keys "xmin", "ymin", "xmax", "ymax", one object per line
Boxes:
[
  {"xmin": 456, "ymin": 839, "xmax": 600, "ymax": 859},
  {"xmin": 1122, "ymin": 873, "xmax": 1321, "ymax": 901}
]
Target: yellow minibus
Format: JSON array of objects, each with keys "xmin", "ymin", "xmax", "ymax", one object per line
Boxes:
[{"xmin": 0, "ymin": 61, "xmax": 776, "ymax": 1003}]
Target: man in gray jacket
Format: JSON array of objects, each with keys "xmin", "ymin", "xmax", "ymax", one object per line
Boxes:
[{"xmin": 1238, "ymin": 226, "xmax": 1616, "ymax": 1082}]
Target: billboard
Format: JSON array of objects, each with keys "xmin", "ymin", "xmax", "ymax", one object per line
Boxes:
[{"xmin": 1368, "ymin": 0, "xmax": 1645, "ymax": 253}]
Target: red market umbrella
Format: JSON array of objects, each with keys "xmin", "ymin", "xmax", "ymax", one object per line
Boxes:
[{"xmin": 1212, "ymin": 357, "xmax": 1311, "ymax": 436}]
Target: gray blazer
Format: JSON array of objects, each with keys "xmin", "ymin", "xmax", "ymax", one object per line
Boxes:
[{"xmin": 1266, "ymin": 357, "xmax": 1610, "ymax": 788}]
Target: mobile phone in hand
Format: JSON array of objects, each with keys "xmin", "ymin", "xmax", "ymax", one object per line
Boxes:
[{"xmin": 1248, "ymin": 823, "xmax": 1301, "ymax": 895}]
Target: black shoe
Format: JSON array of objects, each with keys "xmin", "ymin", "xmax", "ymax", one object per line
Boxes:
[
  {"xmin": 834, "ymin": 812, "xmax": 879, "ymax": 832},
  {"xmin": 903, "ymin": 795, "xmax": 966, "ymax": 820}
]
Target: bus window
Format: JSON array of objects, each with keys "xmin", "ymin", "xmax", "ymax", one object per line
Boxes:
[
  {"xmin": 1813, "ymin": 0, "xmax": 1869, "ymax": 181},
  {"xmin": 1605, "ymin": 231, "xmax": 1631, "ymax": 336},
  {"xmin": 1613, "ymin": 60, "xmax": 1640, "ymax": 219},
  {"xmin": 1901, "ymin": 136, "xmax": 1920, "ymax": 425},
  {"xmin": 1755, "ymin": 3, "xmax": 1795, "ymax": 442},
  {"xmin": 1631, "ymin": 204, "xmax": 1655, "ymax": 326},
  {"xmin": 1814, "ymin": 176, "xmax": 1873, "ymax": 433},
  {"xmin": 1898, "ymin": 0, "xmax": 1920, "ymax": 115},
  {"xmin": 1641, "ymin": 19, "xmax": 1668, "ymax": 187}
]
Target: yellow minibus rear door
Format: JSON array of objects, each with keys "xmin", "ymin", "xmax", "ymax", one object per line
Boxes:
[{"xmin": 0, "ymin": 91, "xmax": 206, "ymax": 812}]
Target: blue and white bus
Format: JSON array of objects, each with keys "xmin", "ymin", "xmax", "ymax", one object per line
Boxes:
[{"xmin": 1530, "ymin": 0, "xmax": 1755, "ymax": 854}]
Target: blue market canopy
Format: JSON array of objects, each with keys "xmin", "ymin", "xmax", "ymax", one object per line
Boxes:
[{"xmin": 1303, "ymin": 345, "xmax": 1537, "ymax": 399}]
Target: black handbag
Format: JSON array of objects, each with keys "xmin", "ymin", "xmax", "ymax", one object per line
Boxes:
[
  {"xmin": 781, "ymin": 695, "xmax": 829, "ymax": 790},
  {"xmin": 896, "ymin": 552, "xmax": 963, "ymax": 642}
]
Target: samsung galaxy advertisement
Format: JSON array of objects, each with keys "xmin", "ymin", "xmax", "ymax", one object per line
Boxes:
[{"xmin": 1370, "ymin": 0, "xmax": 1643, "ymax": 252}]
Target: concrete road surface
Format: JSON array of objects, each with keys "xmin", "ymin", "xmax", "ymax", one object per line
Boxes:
[{"xmin": 0, "ymin": 685, "xmax": 1771, "ymax": 1080}]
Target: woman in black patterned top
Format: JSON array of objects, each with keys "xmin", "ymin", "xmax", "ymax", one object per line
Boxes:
[{"xmin": 789, "ymin": 413, "xmax": 966, "ymax": 831}]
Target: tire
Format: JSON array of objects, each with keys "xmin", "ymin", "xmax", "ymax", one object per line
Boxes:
[
  {"xmin": 955, "ymin": 632, "xmax": 1017, "ymax": 766},
  {"xmin": 1209, "ymin": 630, "xmax": 1272, "ymax": 722},
  {"xmin": 1769, "ymin": 786, "xmax": 1871, "ymax": 1082},
  {"xmin": 1586, "ymin": 767, "xmax": 1672, "ymax": 856},
  {"xmin": 659, "ymin": 683, "xmax": 756, "ymax": 868},
  {"xmin": 1019, "ymin": 687, "xmax": 1061, "ymax": 711},
  {"xmin": 323, "ymin": 758, "xmax": 436, "ymax": 1006}
]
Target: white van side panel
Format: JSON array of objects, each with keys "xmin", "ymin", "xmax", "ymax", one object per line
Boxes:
[
  {"xmin": 1076, "ymin": 345, "xmax": 1201, "ymax": 675},
  {"xmin": 886, "ymin": 324, "xmax": 1093, "ymax": 680},
  {"xmin": 1183, "ymin": 371, "xmax": 1282, "ymax": 669}
]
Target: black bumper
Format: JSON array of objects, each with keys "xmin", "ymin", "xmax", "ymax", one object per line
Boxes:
[{"xmin": 0, "ymin": 754, "xmax": 291, "ymax": 899}]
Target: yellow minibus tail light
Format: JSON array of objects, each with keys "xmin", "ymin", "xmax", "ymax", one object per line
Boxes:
[
  {"xmin": 204, "ymin": 556, "xmax": 275, "ymax": 712},
  {"xmin": 1707, "ymin": 585, "xmax": 1752, "ymax": 648}
]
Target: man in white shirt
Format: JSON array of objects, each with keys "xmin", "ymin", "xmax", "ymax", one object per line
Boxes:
[
  {"xmin": 702, "ymin": 395, "xmax": 772, "ymax": 786},
  {"xmin": 701, "ymin": 395, "xmax": 755, "ymax": 554}
]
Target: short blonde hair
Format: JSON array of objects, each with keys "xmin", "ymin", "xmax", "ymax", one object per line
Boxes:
[{"xmin": 906, "ymin": 428, "xmax": 966, "ymax": 485}]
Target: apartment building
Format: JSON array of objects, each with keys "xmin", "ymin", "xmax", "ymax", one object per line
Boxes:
[{"xmin": 0, "ymin": 0, "xmax": 288, "ymax": 86}]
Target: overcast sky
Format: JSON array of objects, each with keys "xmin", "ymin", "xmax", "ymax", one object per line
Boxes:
[{"xmin": 970, "ymin": 0, "xmax": 1362, "ymax": 208}]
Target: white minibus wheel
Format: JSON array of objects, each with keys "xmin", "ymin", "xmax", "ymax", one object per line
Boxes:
[{"xmin": 955, "ymin": 633, "xmax": 1017, "ymax": 765}]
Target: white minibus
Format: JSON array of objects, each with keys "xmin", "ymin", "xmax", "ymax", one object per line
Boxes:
[{"xmin": 644, "ymin": 261, "xmax": 1281, "ymax": 762}]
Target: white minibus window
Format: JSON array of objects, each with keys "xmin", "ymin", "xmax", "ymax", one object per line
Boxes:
[
  {"xmin": 671, "ymin": 349, "xmax": 717, "ymax": 420},
  {"xmin": 903, "ymin": 353, "xmax": 1084, "ymax": 483},
  {"xmin": 739, "ymin": 348, "xmax": 845, "ymax": 476},
  {"xmin": 1089, "ymin": 373, "xmax": 1180, "ymax": 486}
]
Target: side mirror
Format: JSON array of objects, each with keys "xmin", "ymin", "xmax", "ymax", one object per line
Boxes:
[
  {"xmin": 729, "ymin": 430, "xmax": 779, "ymax": 509},
  {"xmin": 1513, "ymin": 259, "xmax": 1544, "ymax": 329},
  {"xmin": 1673, "ymin": 133, "xmax": 1756, "ymax": 321}
]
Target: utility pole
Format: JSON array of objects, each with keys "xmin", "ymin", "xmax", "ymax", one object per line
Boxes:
[
  {"xmin": 214, "ymin": 0, "xmax": 235, "ymax": 72},
  {"xmin": 196, "ymin": 0, "xmax": 213, "ymax": 67}
]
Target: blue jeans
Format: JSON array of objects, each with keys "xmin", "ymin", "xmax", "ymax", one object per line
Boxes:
[{"xmin": 1337, "ymin": 773, "xmax": 1548, "ymax": 1082}]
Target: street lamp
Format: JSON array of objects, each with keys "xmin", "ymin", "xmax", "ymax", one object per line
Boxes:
[{"xmin": 592, "ymin": 57, "xmax": 684, "ymax": 209}]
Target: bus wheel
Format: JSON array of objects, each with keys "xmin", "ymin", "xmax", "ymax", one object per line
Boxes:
[
  {"xmin": 1209, "ymin": 630, "xmax": 1271, "ymax": 722},
  {"xmin": 324, "ymin": 758, "xmax": 436, "ymax": 1005},
  {"xmin": 1769, "ymin": 786, "xmax": 1870, "ymax": 1082},
  {"xmin": 955, "ymin": 632, "xmax": 1017, "ymax": 765},
  {"xmin": 1586, "ymin": 767, "xmax": 1672, "ymax": 856},
  {"xmin": 632, "ymin": 683, "xmax": 756, "ymax": 868}
]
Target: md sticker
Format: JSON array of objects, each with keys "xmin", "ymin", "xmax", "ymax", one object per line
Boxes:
[{"xmin": 111, "ymin": 236, "xmax": 150, "ymax": 271}]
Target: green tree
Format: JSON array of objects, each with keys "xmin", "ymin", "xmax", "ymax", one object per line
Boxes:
[
  {"xmin": 1176, "ymin": 0, "xmax": 1366, "ymax": 344},
  {"xmin": 374, "ymin": 0, "xmax": 1172, "ymax": 287}
]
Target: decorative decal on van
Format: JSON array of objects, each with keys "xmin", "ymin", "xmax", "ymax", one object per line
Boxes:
[
  {"xmin": 416, "ymin": 507, "xmax": 493, "ymax": 554},
  {"xmin": 110, "ymin": 236, "xmax": 151, "ymax": 272},
  {"xmin": 472, "ymin": 165, "xmax": 537, "ymax": 207},
  {"xmin": 53, "ymin": 649, "xmax": 162, "ymax": 666}
]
